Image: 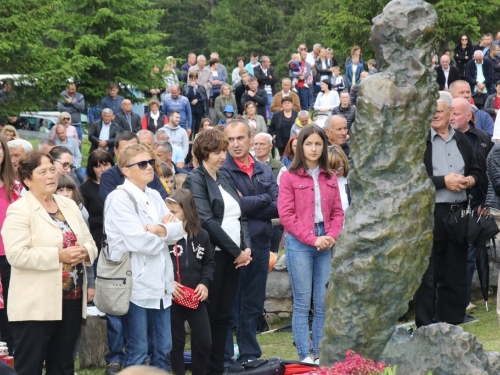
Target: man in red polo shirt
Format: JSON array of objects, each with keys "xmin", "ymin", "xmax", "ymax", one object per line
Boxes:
[
  {"xmin": 221, "ymin": 118, "xmax": 279, "ymax": 364},
  {"xmin": 290, "ymin": 49, "xmax": 312, "ymax": 111}
]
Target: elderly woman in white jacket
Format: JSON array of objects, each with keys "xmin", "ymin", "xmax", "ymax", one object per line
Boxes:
[
  {"xmin": 104, "ymin": 143, "xmax": 184, "ymax": 370},
  {"xmin": 313, "ymin": 79, "xmax": 340, "ymax": 128}
]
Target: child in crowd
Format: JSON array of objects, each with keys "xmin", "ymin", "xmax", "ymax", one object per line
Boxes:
[
  {"xmin": 368, "ymin": 59, "xmax": 378, "ymax": 75},
  {"xmin": 331, "ymin": 66, "xmax": 346, "ymax": 93},
  {"xmin": 175, "ymin": 174, "xmax": 187, "ymax": 190},
  {"xmin": 218, "ymin": 105, "xmax": 235, "ymax": 125},
  {"xmin": 166, "ymin": 189, "xmax": 215, "ymax": 375},
  {"xmin": 288, "ymin": 53, "xmax": 308, "ymax": 91},
  {"xmin": 159, "ymin": 161, "xmax": 175, "ymax": 194}
]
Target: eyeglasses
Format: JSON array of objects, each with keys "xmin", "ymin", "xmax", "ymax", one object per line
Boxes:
[
  {"xmin": 55, "ymin": 160, "xmax": 76, "ymax": 171},
  {"xmin": 461, "ymin": 38, "xmax": 468, "ymax": 41},
  {"xmin": 125, "ymin": 159, "xmax": 155, "ymax": 170},
  {"xmin": 63, "ymin": 117, "xmax": 71, "ymax": 120},
  {"xmin": 299, "ymin": 47, "xmax": 307, "ymax": 51}
]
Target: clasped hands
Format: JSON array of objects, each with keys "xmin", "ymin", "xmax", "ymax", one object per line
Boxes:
[
  {"xmin": 315, "ymin": 236, "xmax": 335, "ymax": 251},
  {"xmin": 59, "ymin": 242, "xmax": 90, "ymax": 267},
  {"xmin": 444, "ymin": 173, "xmax": 474, "ymax": 192},
  {"xmin": 173, "ymin": 281, "xmax": 208, "ymax": 302}
]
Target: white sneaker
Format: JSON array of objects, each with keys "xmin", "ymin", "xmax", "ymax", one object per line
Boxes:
[
  {"xmin": 301, "ymin": 356, "xmax": 314, "ymax": 364},
  {"xmin": 466, "ymin": 303, "xmax": 476, "ymax": 311},
  {"xmin": 314, "ymin": 358, "xmax": 319, "ymax": 365}
]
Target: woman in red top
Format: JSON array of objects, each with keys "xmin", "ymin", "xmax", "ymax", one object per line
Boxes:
[
  {"xmin": 484, "ymin": 81, "xmax": 500, "ymax": 121},
  {"xmin": 0, "ymin": 135, "xmax": 21, "ymax": 355},
  {"xmin": 278, "ymin": 124, "xmax": 344, "ymax": 365}
]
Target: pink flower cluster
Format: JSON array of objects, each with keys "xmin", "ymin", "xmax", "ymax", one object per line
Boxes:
[{"xmin": 312, "ymin": 350, "xmax": 388, "ymax": 375}]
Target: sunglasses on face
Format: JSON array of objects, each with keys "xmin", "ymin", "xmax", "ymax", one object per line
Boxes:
[
  {"xmin": 63, "ymin": 118, "xmax": 71, "ymax": 120},
  {"xmin": 55, "ymin": 160, "xmax": 76, "ymax": 171},
  {"xmin": 126, "ymin": 159, "xmax": 156, "ymax": 170}
]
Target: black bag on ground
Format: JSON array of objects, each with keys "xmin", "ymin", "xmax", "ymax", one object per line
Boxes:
[{"xmin": 226, "ymin": 358, "xmax": 285, "ymax": 375}]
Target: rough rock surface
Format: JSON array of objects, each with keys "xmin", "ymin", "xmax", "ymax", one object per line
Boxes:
[
  {"xmin": 264, "ymin": 267, "xmax": 292, "ymax": 314},
  {"xmin": 320, "ymin": 0, "xmax": 438, "ymax": 363},
  {"xmin": 380, "ymin": 323, "xmax": 500, "ymax": 375}
]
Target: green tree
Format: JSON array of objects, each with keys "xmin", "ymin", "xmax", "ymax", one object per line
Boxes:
[
  {"xmin": 46, "ymin": 0, "xmax": 170, "ymax": 105},
  {"xmin": 0, "ymin": 0, "xmax": 65, "ymax": 117}
]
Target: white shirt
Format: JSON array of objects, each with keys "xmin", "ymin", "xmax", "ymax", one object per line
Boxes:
[
  {"xmin": 262, "ymin": 68, "xmax": 272, "ymax": 96},
  {"xmin": 306, "ymin": 53, "xmax": 316, "ymax": 67},
  {"xmin": 443, "ymin": 68, "xmax": 450, "ymax": 89},
  {"xmin": 104, "ymin": 179, "xmax": 184, "ymax": 309},
  {"xmin": 98, "ymin": 122, "xmax": 112, "ymax": 151},
  {"xmin": 215, "ymin": 185, "xmax": 242, "ymax": 251},
  {"xmin": 337, "ymin": 176, "xmax": 350, "ymax": 212},
  {"xmin": 282, "ymin": 90, "xmax": 290, "ymax": 98},
  {"xmin": 475, "ymin": 62, "xmax": 487, "ymax": 94}
]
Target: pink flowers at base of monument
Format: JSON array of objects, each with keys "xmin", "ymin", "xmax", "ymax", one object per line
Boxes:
[{"xmin": 305, "ymin": 350, "xmax": 391, "ymax": 375}]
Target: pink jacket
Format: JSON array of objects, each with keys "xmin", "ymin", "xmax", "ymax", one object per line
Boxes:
[{"xmin": 278, "ymin": 168, "xmax": 344, "ymax": 247}]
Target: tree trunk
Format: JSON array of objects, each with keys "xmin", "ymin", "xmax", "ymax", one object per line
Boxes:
[{"xmin": 78, "ymin": 316, "xmax": 108, "ymax": 368}]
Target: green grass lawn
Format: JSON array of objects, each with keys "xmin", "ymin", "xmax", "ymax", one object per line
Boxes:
[
  {"xmin": 75, "ymin": 288, "xmax": 500, "ymax": 374},
  {"xmin": 29, "ymin": 137, "xmax": 91, "ymax": 167}
]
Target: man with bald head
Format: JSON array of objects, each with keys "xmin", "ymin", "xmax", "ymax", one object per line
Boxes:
[
  {"xmin": 450, "ymin": 97, "xmax": 493, "ymax": 314},
  {"xmin": 188, "ymin": 55, "xmax": 212, "ymax": 93},
  {"xmin": 435, "ymin": 54, "xmax": 460, "ymax": 91},
  {"xmin": 449, "ymin": 80, "xmax": 494, "ymax": 136},
  {"xmin": 325, "ymin": 115, "xmax": 350, "ymax": 156},
  {"xmin": 161, "ymin": 84, "xmax": 192, "ymax": 137},
  {"xmin": 114, "ymin": 99, "xmax": 141, "ymax": 132},
  {"xmin": 466, "ymin": 50, "xmax": 494, "ymax": 108}
]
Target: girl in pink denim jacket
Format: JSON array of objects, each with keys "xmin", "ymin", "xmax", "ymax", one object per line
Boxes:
[{"xmin": 277, "ymin": 124, "xmax": 344, "ymax": 364}]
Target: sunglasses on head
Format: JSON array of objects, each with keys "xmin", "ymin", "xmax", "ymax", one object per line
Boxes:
[{"xmin": 126, "ymin": 159, "xmax": 155, "ymax": 170}]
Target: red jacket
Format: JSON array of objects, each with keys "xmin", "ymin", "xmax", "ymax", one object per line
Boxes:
[{"xmin": 278, "ymin": 168, "xmax": 344, "ymax": 246}]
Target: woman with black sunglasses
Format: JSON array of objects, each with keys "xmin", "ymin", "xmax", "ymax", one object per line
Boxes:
[
  {"xmin": 103, "ymin": 143, "xmax": 184, "ymax": 370},
  {"xmin": 454, "ymin": 34, "xmax": 474, "ymax": 78}
]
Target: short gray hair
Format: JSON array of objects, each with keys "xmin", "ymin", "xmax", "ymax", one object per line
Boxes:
[
  {"xmin": 313, "ymin": 43, "xmax": 322, "ymax": 50},
  {"xmin": 102, "ymin": 108, "xmax": 113, "ymax": 116},
  {"xmin": 210, "ymin": 52, "xmax": 219, "ymax": 59},
  {"xmin": 325, "ymin": 115, "xmax": 347, "ymax": 130},
  {"xmin": 298, "ymin": 110, "xmax": 310, "ymax": 119},
  {"xmin": 282, "ymin": 78, "xmax": 291, "ymax": 84},
  {"xmin": 254, "ymin": 132, "xmax": 272, "ymax": 144},
  {"xmin": 156, "ymin": 140, "xmax": 172, "ymax": 154},
  {"xmin": 474, "ymin": 50, "xmax": 484, "ymax": 59},
  {"xmin": 197, "ymin": 55, "xmax": 206, "ymax": 62},
  {"xmin": 260, "ymin": 56, "xmax": 270, "ymax": 63},
  {"xmin": 7, "ymin": 139, "xmax": 33, "ymax": 153},
  {"xmin": 437, "ymin": 91, "xmax": 453, "ymax": 109},
  {"xmin": 155, "ymin": 128, "xmax": 169, "ymax": 141}
]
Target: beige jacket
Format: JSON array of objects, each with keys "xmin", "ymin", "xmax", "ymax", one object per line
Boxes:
[
  {"xmin": 2, "ymin": 192, "xmax": 97, "ymax": 321},
  {"xmin": 271, "ymin": 91, "xmax": 301, "ymax": 113}
]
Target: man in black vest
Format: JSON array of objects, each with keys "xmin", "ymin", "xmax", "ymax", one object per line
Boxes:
[{"xmin": 435, "ymin": 54, "xmax": 460, "ymax": 91}]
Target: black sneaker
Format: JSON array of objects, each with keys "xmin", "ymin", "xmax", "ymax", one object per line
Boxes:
[
  {"xmin": 461, "ymin": 314, "xmax": 479, "ymax": 324},
  {"xmin": 105, "ymin": 362, "xmax": 121, "ymax": 375}
]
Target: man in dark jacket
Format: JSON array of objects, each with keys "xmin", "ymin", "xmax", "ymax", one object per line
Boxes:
[
  {"xmin": 414, "ymin": 92, "xmax": 481, "ymax": 328},
  {"xmin": 450, "ymin": 97, "xmax": 494, "ymax": 316},
  {"xmin": 435, "ymin": 54, "xmax": 460, "ymax": 91},
  {"xmin": 88, "ymin": 108, "xmax": 122, "ymax": 157},
  {"xmin": 221, "ymin": 119, "xmax": 279, "ymax": 363},
  {"xmin": 241, "ymin": 77, "xmax": 268, "ymax": 120},
  {"xmin": 114, "ymin": 99, "xmax": 141, "ymax": 132},
  {"xmin": 332, "ymin": 92, "xmax": 356, "ymax": 131},
  {"xmin": 466, "ymin": 50, "xmax": 494, "ymax": 108},
  {"xmin": 234, "ymin": 70, "xmax": 251, "ymax": 115},
  {"xmin": 254, "ymin": 57, "xmax": 277, "ymax": 119}
]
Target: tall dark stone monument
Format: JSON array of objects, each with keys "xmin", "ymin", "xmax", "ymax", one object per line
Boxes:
[{"xmin": 320, "ymin": 0, "xmax": 438, "ymax": 363}]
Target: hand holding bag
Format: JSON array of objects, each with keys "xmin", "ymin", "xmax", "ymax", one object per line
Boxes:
[{"xmin": 172, "ymin": 244, "xmax": 199, "ymax": 309}]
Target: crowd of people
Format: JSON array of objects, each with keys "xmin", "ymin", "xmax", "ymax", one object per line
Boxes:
[{"xmin": 1, "ymin": 33, "xmax": 500, "ymax": 375}]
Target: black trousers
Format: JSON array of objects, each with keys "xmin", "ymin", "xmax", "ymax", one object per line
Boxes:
[
  {"xmin": 206, "ymin": 251, "xmax": 240, "ymax": 375},
  {"xmin": 171, "ymin": 301, "xmax": 211, "ymax": 375},
  {"xmin": 12, "ymin": 299, "xmax": 82, "ymax": 375},
  {"xmin": 414, "ymin": 203, "xmax": 468, "ymax": 327},
  {"xmin": 192, "ymin": 112, "xmax": 204, "ymax": 136},
  {"xmin": 0, "ymin": 256, "xmax": 13, "ymax": 354}
]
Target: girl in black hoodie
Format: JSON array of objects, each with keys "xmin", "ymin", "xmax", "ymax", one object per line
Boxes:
[{"xmin": 166, "ymin": 189, "xmax": 215, "ymax": 375}]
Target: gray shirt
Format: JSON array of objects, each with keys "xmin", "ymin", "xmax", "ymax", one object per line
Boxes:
[
  {"xmin": 307, "ymin": 165, "xmax": 324, "ymax": 223},
  {"xmin": 431, "ymin": 126, "xmax": 467, "ymax": 203}
]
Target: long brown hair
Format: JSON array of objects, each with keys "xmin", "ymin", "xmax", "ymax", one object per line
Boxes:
[
  {"xmin": 166, "ymin": 189, "xmax": 201, "ymax": 238},
  {"xmin": 0, "ymin": 135, "xmax": 16, "ymax": 202},
  {"xmin": 289, "ymin": 124, "xmax": 331, "ymax": 177}
]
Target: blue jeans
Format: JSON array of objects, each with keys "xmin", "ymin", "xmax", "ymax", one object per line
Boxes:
[
  {"xmin": 308, "ymin": 84, "xmax": 315, "ymax": 109},
  {"xmin": 267, "ymin": 94, "xmax": 273, "ymax": 120},
  {"xmin": 297, "ymin": 88, "xmax": 309, "ymax": 110},
  {"xmin": 123, "ymin": 301, "xmax": 172, "ymax": 370},
  {"xmin": 286, "ymin": 223, "xmax": 332, "ymax": 360},
  {"xmin": 73, "ymin": 123, "xmax": 83, "ymax": 144},
  {"xmin": 105, "ymin": 314, "xmax": 125, "ymax": 364}
]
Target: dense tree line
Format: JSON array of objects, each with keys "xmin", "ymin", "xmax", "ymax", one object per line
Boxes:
[{"xmin": 1, "ymin": 0, "xmax": 499, "ymax": 116}]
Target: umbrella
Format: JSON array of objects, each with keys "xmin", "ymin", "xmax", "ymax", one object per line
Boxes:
[
  {"xmin": 474, "ymin": 214, "xmax": 500, "ymax": 246},
  {"xmin": 476, "ymin": 244, "xmax": 490, "ymax": 311},
  {"xmin": 466, "ymin": 214, "xmax": 482, "ymax": 245},
  {"xmin": 443, "ymin": 208, "xmax": 468, "ymax": 244}
]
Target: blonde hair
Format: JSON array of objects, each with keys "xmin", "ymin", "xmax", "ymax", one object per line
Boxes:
[
  {"xmin": 1, "ymin": 125, "xmax": 18, "ymax": 139},
  {"xmin": 117, "ymin": 144, "xmax": 150, "ymax": 169},
  {"xmin": 291, "ymin": 53, "xmax": 300, "ymax": 61},
  {"xmin": 328, "ymin": 145, "xmax": 349, "ymax": 178}
]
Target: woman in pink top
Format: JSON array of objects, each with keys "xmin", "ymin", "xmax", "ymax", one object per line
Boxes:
[
  {"xmin": 278, "ymin": 124, "xmax": 344, "ymax": 364},
  {"xmin": 48, "ymin": 112, "xmax": 80, "ymax": 145},
  {"xmin": 0, "ymin": 135, "xmax": 22, "ymax": 354}
]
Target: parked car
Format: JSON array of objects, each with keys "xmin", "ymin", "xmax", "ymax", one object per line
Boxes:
[{"xmin": 18, "ymin": 111, "xmax": 88, "ymax": 133}]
